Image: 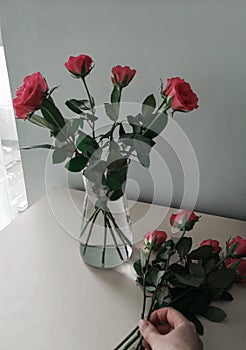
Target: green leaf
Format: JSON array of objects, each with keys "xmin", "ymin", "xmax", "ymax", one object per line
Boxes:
[
  {"xmin": 175, "ymin": 273, "xmax": 204, "ymax": 288},
  {"xmin": 151, "ymin": 271, "xmax": 165, "ymax": 287},
  {"xmin": 184, "ymin": 313, "xmax": 204, "ymax": 335},
  {"xmin": 145, "ymin": 286, "xmax": 156, "ymax": 292},
  {"xmin": 55, "ymin": 122, "xmax": 73, "ymax": 142},
  {"xmin": 176, "ymin": 237, "xmax": 192, "ymax": 258},
  {"xmin": 141, "ymin": 94, "xmax": 156, "ymax": 117},
  {"xmin": 189, "ymin": 246, "xmax": 214, "ymax": 260},
  {"xmin": 77, "ymin": 131, "xmax": 99, "ymax": 152},
  {"xmin": 83, "ymin": 160, "xmax": 107, "ymax": 185},
  {"xmin": 202, "ymin": 306, "xmax": 226, "ymax": 322},
  {"xmin": 104, "ymin": 103, "xmax": 117, "ymax": 121},
  {"xmin": 133, "ymin": 260, "xmax": 142, "ymax": 276},
  {"xmin": 140, "ymin": 249, "xmax": 146, "ymax": 269},
  {"xmin": 41, "ymin": 98, "xmax": 65, "ymax": 129},
  {"xmin": 134, "ymin": 139, "xmax": 151, "ymax": 168},
  {"xmin": 142, "ymin": 112, "xmax": 168, "ymax": 139},
  {"xmin": 106, "ymin": 166, "xmax": 128, "ymax": 191},
  {"xmin": 21, "ymin": 144, "xmax": 55, "ymax": 150},
  {"xmin": 52, "ymin": 148, "xmax": 67, "ymax": 164},
  {"xmin": 208, "ymin": 268, "xmax": 236, "ymax": 288},
  {"xmin": 106, "ymin": 189, "xmax": 123, "ymax": 201},
  {"xmin": 65, "ymin": 156, "xmax": 88, "ymax": 172},
  {"xmin": 70, "ymin": 118, "xmax": 80, "ymax": 134},
  {"xmin": 28, "ymin": 114, "xmax": 55, "ymax": 130},
  {"xmin": 189, "ymin": 263, "xmax": 206, "ymax": 278},
  {"xmin": 220, "ymin": 290, "xmax": 233, "ymax": 301},
  {"xmin": 65, "ymin": 99, "xmax": 84, "ymax": 114},
  {"xmin": 85, "ymin": 113, "xmax": 98, "ymax": 122}
]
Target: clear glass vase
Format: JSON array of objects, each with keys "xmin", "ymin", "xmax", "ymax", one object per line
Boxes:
[{"xmin": 79, "ymin": 175, "xmax": 133, "ymax": 268}]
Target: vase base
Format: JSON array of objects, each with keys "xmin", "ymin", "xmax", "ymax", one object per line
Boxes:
[{"xmin": 79, "ymin": 243, "xmax": 133, "ymax": 269}]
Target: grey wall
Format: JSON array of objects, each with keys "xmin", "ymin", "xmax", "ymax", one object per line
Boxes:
[{"xmin": 0, "ymin": 0, "xmax": 245, "ymax": 220}]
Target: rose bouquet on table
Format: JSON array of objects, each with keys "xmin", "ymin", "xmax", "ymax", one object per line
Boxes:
[
  {"xmin": 12, "ymin": 53, "xmax": 199, "ymax": 268},
  {"xmin": 114, "ymin": 210, "xmax": 246, "ymax": 349}
]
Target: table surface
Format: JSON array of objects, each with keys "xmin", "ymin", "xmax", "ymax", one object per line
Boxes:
[{"xmin": 0, "ymin": 187, "xmax": 246, "ymax": 350}]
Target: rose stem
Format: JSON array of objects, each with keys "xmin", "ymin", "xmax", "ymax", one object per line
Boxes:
[
  {"xmin": 122, "ymin": 333, "xmax": 140, "ymax": 350},
  {"xmin": 105, "ymin": 216, "xmax": 124, "ymax": 261},
  {"xmin": 79, "ymin": 207, "xmax": 100, "ymax": 239},
  {"xmin": 107, "ymin": 211, "xmax": 132, "ymax": 246},
  {"xmin": 81, "ymin": 77, "xmax": 96, "ymax": 138},
  {"xmin": 106, "ymin": 212, "xmax": 129, "ymax": 258},
  {"xmin": 83, "ymin": 208, "xmax": 101, "ymax": 255},
  {"xmin": 113, "ymin": 325, "xmax": 139, "ymax": 350}
]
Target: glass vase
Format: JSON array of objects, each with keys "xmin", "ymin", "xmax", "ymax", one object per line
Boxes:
[{"xmin": 79, "ymin": 175, "xmax": 133, "ymax": 269}]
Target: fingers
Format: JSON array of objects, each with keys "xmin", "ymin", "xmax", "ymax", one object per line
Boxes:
[
  {"xmin": 139, "ymin": 319, "xmax": 161, "ymax": 348},
  {"xmin": 150, "ymin": 307, "xmax": 187, "ymax": 329}
]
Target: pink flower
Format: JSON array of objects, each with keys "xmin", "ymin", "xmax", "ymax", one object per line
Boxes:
[
  {"xmin": 163, "ymin": 77, "xmax": 198, "ymax": 111},
  {"xmin": 65, "ymin": 54, "xmax": 94, "ymax": 78},
  {"xmin": 225, "ymin": 257, "xmax": 246, "ymax": 283},
  {"xmin": 111, "ymin": 65, "xmax": 136, "ymax": 88},
  {"xmin": 227, "ymin": 236, "xmax": 246, "ymax": 257},
  {"xmin": 170, "ymin": 210, "xmax": 200, "ymax": 231},
  {"xmin": 200, "ymin": 239, "xmax": 222, "ymax": 253},
  {"xmin": 144, "ymin": 230, "xmax": 167, "ymax": 249},
  {"xmin": 13, "ymin": 72, "xmax": 48, "ymax": 119}
]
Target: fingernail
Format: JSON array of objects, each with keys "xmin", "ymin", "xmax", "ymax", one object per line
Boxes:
[{"xmin": 139, "ymin": 319, "xmax": 148, "ymax": 330}]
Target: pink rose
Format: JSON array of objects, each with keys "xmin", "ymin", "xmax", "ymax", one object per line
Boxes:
[
  {"xmin": 225, "ymin": 257, "xmax": 246, "ymax": 283},
  {"xmin": 228, "ymin": 236, "xmax": 246, "ymax": 257},
  {"xmin": 13, "ymin": 72, "xmax": 48, "ymax": 119},
  {"xmin": 144, "ymin": 230, "xmax": 167, "ymax": 249},
  {"xmin": 170, "ymin": 210, "xmax": 200, "ymax": 231},
  {"xmin": 200, "ymin": 239, "xmax": 222, "ymax": 253},
  {"xmin": 163, "ymin": 77, "xmax": 198, "ymax": 111},
  {"xmin": 111, "ymin": 65, "xmax": 136, "ymax": 88},
  {"xmin": 65, "ymin": 54, "xmax": 94, "ymax": 78}
]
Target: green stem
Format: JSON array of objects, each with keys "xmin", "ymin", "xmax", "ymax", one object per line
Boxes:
[
  {"xmin": 107, "ymin": 211, "xmax": 132, "ymax": 246},
  {"xmin": 81, "ymin": 77, "xmax": 96, "ymax": 138},
  {"xmin": 106, "ymin": 212, "xmax": 129, "ymax": 259},
  {"xmin": 122, "ymin": 333, "xmax": 140, "ymax": 350},
  {"xmin": 83, "ymin": 208, "xmax": 101, "ymax": 255},
  {"xmin": 173, "ymin": 229, "xmax": 186, "ymax": 250},
  {"xmin": 80, "ymin": 207, "xmax": 100, "ymax": 238},
  {"xmin": 113, "ymin": 325, "xmax": 139, "ymax": 350},
  {"xmin": 105, "ymin": 216, "xmax": 124, "ymax": 261}
]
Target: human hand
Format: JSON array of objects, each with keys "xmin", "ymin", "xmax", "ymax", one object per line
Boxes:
[{"xmin": 138, "ymin": 307, "xmax": 203, "ymax": 350}]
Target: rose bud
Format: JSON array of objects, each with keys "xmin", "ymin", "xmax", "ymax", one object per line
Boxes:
[
  {"xmin": 163, "ymin": 77, "xmax": 198, "ymax": 112},
  {"xmin": 225, "ymin": 257, "xmax": 246, "ymax": 283},
  {"xmin": 144, "ymin": 230, "xmax": 167, "ymax": 250},
  {"xmin": 227, "ymin": 236, "xmax": 246, "ymax": 257},
  {"xmin": 65, "ymin": 54, "xmax": 94, "ymax": 78},
  {"xmin": 200, "ymin": 239, "xmax": 222, "ymax": 253},
  {"xmin": 170, "ymin": 210, "xmax": 200, "ymax": 231},
  {"xmin": 111, "ymin": 65, "xmax": 136, "ymax": 88},
  {"xmin": 13, "ymin": 72, "xmax": 48, "ymax": 119}
]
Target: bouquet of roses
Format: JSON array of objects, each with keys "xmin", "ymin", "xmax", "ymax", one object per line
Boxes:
[
  {"xmin": 114, "ymin": 210, "xmax": 246, "ymax": 349},
  {"xmin": 12, "ymin": 53, "xmax": 200, "ymax": 267}
]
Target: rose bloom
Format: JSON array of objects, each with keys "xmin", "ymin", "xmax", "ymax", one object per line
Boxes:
[
  {"xmin": 144, "ymin": 230, "xmax": 167, "ymax": 249},
  {"xmin": 65, "ymin": 54, "xmax": 94, "ymax": 78},
  {"xmin": 228, "ymin": 235, "xmax": 246, "ymax": 257},
  {"xmin": 225, "ymin": 257, "xmax": 246, "ymax": 283},
  {"xmin": 13, "ymin": 72, "xmax": 48, "ymax": 119},
  {"xmin": 200, "ymin": 239, "xmax": 222, "ymax": 253},
  {"xmin": 170, "ymin": 210, "xmax": 199, "ymax": 231},
  {"xmin": 111, "ymin": 65, "xmax": 136, "ymax": 88},
  {"xmin": 163, "ymin": 77, "xmax": 198, "ymax": 111}
]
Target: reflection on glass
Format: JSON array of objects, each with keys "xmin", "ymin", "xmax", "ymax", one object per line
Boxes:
[{"xmin": 0, "ymin": 35, "xmax": 28, "ymax": 231}]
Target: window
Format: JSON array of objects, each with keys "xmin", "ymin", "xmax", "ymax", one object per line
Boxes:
[{"xmin": 0, "ymin": 37, "xmax": 28, "ymax": 231}]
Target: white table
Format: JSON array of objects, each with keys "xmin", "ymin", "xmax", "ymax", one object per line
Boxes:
[{"xmin": 0, "ymin": 187, "xmax": 246, "ymax": 349}]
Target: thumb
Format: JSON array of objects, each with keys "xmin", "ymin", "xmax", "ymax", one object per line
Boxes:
[{"xmin": 139, "ymin": 319, "xmax": 160, "ymax": 346}]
